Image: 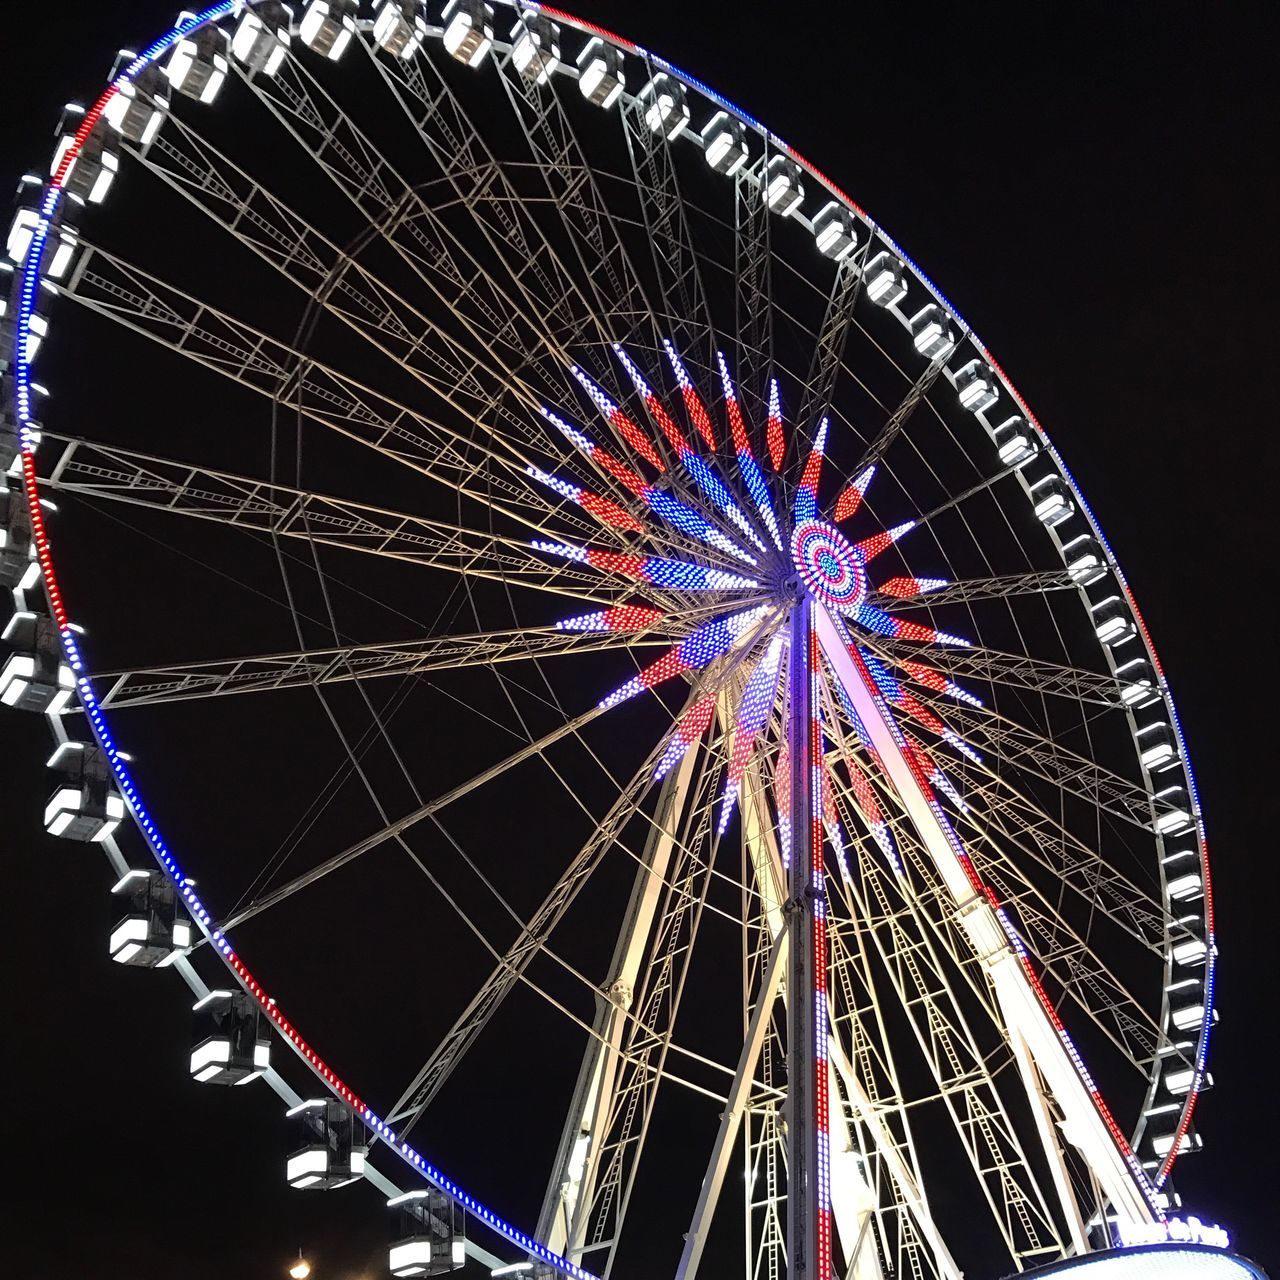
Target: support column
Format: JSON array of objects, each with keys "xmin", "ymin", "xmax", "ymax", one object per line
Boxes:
[{"xmin": 786, "ymin": 596, "xmax": 829, "ymax": 1280}]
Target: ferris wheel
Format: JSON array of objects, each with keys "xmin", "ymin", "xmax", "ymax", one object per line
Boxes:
[{"xmin": 1, "ymin": 3, "xmax": 1239, "ymax": 1279}]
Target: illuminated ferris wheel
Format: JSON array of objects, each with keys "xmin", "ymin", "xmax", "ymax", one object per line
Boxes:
[{"xmin": 1, "ymin": 3, "xmax": 1245, "ymax": 1279}]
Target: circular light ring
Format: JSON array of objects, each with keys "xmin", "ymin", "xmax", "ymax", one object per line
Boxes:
[
  {"xmin": 791, "ymin": 519, "xmax": 866, "ymax": 611},
  {"xmin": 6, "ymin": 0, "xmax": 1212, "ymax": 1228}
]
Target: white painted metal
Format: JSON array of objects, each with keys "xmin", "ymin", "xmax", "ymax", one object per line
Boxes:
[
  {"xmin": 815, "ymin": 605, "xmax": 1156, "ymax": 1229},
  {"xmin": 538, "ymin": 742, "xmax": 701, "ymax": 1257}
]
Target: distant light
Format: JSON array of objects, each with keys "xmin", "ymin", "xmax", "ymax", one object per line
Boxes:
[{"xmin": 289, "ymin": 1258, "xmax": 312, "ymax": 1279}]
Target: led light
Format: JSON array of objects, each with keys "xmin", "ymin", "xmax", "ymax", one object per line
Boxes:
[
  {"xmin": 702, "ymin": 111, "xmax": 748, "ymax": 176},
  {"xmin": 510, "ymin": 14, "xmax": 559, "ymax": 84},
  {"xmin": 792, "ymin": 418, "xmax": 829, "ymax": 522},
  {"xmin": 1116, "ymin": 1214, "xmax": 1227, "ymax": 1250},
  {"xmin": 1151, "ymin": 1129, "xmax": 1203, "ymax": 1157},
  {"xmin": 812, "ymin": 200, "xmax": 857, "ymax": 260},
  {"xmin": 442, "ymin": 0, "xmax": 493, "ymax": 68},
  {"xmin": 1172, "ymin": 936, "xmax": 1208, "ymax": 966},
  {"xmin": 299, "ymin": 0, "xmax": 357, "ymax": 61},
  {"xmin": 1030, "ymin": 475, "xmax": 1074, "ymax": 527},
  {"xmin": 953, "ymin": 359, "xmax": 998, "ymax": 413},
  {"xmin": 287, "ymin": 1147, "xmax": 330, "ymax": 1187},
  {"xmin": 791, "ymin": 519, "xmax": 867, "ymax": 612},
  {"xmin": 1062, "ymin": 532, "xmax": 1106, "ymax": 584},
  {"xmin": 555, "ymin": 604, "xmax": 664, "ymax": 633},
  {"xmin": 718, "ymin": 636, "xmax": 785, "ymax": 833},
  {"xmin": 600, "ymin": 605, "xmax": 770, "ymax": 710},
  {"xmin": 853, "ymin": 520, "xmax": 915, "ymax": 563},
  {"xmin": 878, "ymin": 575, "xmax": 947, "ymax": 598},
  {"xmin": 863, "ymin": 250, "xmax": 906, "ymax": 306},
  {"xmin": 910, "ymin": 304, "xmax": 954, "ymax": 360},
  {"xmin": 716, "ymin": 349, "xmax": 784, "ymax": 548},
  {"xmin": 653, "ymin": 696, "xmax": 716, "ymax": 781},
  {"xmin": 390, "ymin": 1242, "xmax": 433, "ymax": 1276},
  {"xmin": 762, "ymin": 155, "xmax": 804, "ymax": 217},
  {"xmin": 373, "ymin": 0, "xmax": 428, "ymax": 59},
  {"xmin": 1166, "ymin": 872, "xmax": 1203, "ymax": 901},
  {"xmin": 640, "ymin": 74, "xmax": 689, "ymax": 139},
  {"xmin": 576, "ymin": 37, "xmax": 625, "ymax": 107},
  {"xmin": 190, "ymin": 1037, "xmax": 232, "ymax": 1078}
]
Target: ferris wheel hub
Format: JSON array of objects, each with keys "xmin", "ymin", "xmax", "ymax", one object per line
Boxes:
[{"xmin": 790, "ymin": 519, "xmax": 868, "ymax": 612}]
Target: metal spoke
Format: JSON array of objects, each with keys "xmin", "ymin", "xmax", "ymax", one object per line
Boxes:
[
  {"xmin": 88, "ymin": 623, "xmax": 689, "ymax": 710},
  {"xmin": 868, "ymin": 570, "xmax": 1078, "ymax": 611},
  {"xmin": 872, "ymin": 636, "xmax": 1123, "ymax": 707},
  {"xmin": 42, "ymin": 435, "xmax": 628, "ymax": 603}
]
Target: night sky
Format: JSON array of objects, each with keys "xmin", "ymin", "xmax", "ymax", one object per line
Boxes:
[{"xmin": 2, "ymin": 3, "xmax": 1278, "ymax": 1279}]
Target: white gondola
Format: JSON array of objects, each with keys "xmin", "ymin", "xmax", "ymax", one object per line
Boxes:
[
  {"xmin": 1150, "ymin": 1129, "xmax": 1202, "ymax": 1159},
  {"xmin": 0, "ymin": 293, "xmax": 49, "ymax": 374},
  {"xmin": 441, "ymin": 0, "xmax": 493, "ymax": 68},
  {"xmin": 1166, "ymin": 870, "xmax": 1204, "ymax": 901},
  {"xmin": 189, "ymin": 990, "xmax": 271, "ymax": 1085},
  {"xmin": 388, "ymin": 1188, "xmax": 466, "ymax": 1277},
  {"xmin": 300, "ymin": 0, "xmax": 358, "ymax": 61},
  {"xmin": 166, "ymin": 14, "xmax": 230, "ymax": 102},
  {"xmin": 51, "ymin": 106, "xmax": 119, "ymax": 205},
  {"xmin": 510, "ymin": 13, "xmax": 559, "ymax": 85},
  {"xmin": 1167, "ymin": 976, "xmax": 1211, "ymax": 1032},
  {"xmin": 109, "ymin": 868, "xmax": 191, "ymax": 966},
  {"xmin": 1136, "ymin": 721, "xmax": 1178, "ymax": 770},
  {"xmin": 0, "ymin": 611, "xmax": 74, "ymax": 713},
  {"xmin": 103, "ymin": 54, "xmax": 169, "ymax": 147},
  {"xmin": 862, "ymin": 249, "xmax": 906, "ymax": 306},
  {"xmin": 990, "ymin": 415, "xmax": 1039, "ymax": 469},
  {"xmin": 761, "ymin": 156, "xmax": 804, "ymax": 217},
  {"xmin": 701, "ymin": 111, "xmax": 748, "ymax": 176},
  {"xmin": 812, "ymin": 201, "xmax": 857, "ymax": 260},
  {"xmin": 231, "ymin": 2, "xmax": 293, "ymax": 78},
  {"xmin": 1164, "ymin": 1064, "xmax": 1212, "ymax": 1095},
  {"xmin": 1061, "ymin": 532, "xmax": 1106, "ymax": 584},
  {"xmin": 286, "ymin": 1098, "xmax": 367, "ymax": 1189},
  {"xmin": 1153, "ymin": 784, "xmax": 1193, "ymax": 835},
  {"xmin": 639, "ymin": 74, "xmax": 689, "ymax": 140},
  {"xmin": 577, "ymin": 38, "xmax": 625, "ymax": 109},
  {"xmin": 7, "ymin": 175, "xmax": 80, "ymax": 280},
  {"xmin": 1116, "ymin": 656, "xmax": 1160, "ymax": 707},
  {"xmin": 373, "ymin": 0, "xmax": 428, "ymax": 60},
  {"xmin": 0, "ymin": 482, "xmax": 39, "ymax": 592},
  {"xmin": 1090, "ymin": 595, "xmax": 1135, "ymax": 646},
  {"xmin": 909, "ymin": 304, "xmax": 954, "ymax": 360},
  {"xmin": 1030, "ymin": 475, "xmax": 1073, "ymax": 527},
  {"xmin": 953, "ymin": 359, "xmax": 998, "ymax": 413},
  {"xmin": 44, "ymin": 742, "xmax": 125, "ymax": 842}
]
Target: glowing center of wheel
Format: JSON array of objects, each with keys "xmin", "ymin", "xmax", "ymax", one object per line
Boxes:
[{"xmin": 791, "ymin": 519, "xmax": 867, "ymax": 611}]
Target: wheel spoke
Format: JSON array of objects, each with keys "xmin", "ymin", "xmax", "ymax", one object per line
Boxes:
[
  {"xmin": 88, "ymin": 623, "xmax": 689, "ymax": 710},
  {"xmin": 43, "ymin": 435, "xmax": 630, "ymax": 603}
]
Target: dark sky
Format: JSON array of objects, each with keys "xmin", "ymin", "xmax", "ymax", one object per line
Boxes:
[{"xmin": 2, "ymin": 3, "xmax": 1278, "ymax": 1280}]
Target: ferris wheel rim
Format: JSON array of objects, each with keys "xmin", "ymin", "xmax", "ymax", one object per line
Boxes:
[{"xmin": 3, "ymin": 0, "xmax": 1217, "ymax": 1268}]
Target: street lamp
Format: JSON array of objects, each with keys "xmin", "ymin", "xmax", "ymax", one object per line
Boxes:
[{"xmin": 288, "ymin": 1254, "xmax": 312, "ymax": 1280}]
